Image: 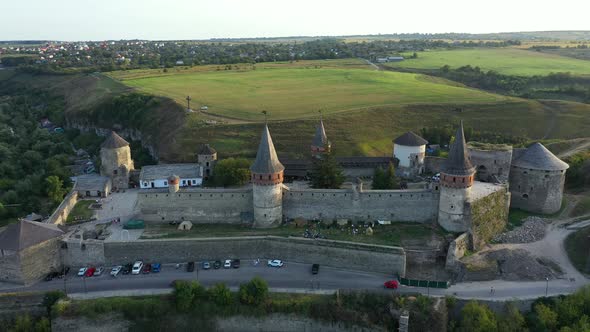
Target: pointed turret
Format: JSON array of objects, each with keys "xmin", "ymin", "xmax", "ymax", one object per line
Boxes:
[
  {"xmin": 442, "ymin": 121, "xmax": 475, "ymax": 177},
  {"xmin": 250, "ymin": 124, "xmax": 284, "ymax": 183},
  {"xmin": 101, "ymin": 131, "xmax": 129, "ymax": 149},
  {"xmin": 311, "ymin": 118, "xmax": 331, "ymax": 157}
]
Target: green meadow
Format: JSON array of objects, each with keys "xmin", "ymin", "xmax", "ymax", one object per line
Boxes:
[
  {"xmin": 120, "ymin": 67, "xmax": 510, "ymax": 120},
  {"xmin": 387, "ymin": 48, "xmax": 590, "ymax": 76}
]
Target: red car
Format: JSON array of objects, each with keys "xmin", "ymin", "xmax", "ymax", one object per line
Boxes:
[
  {"xmin": 142, "ymin": 264, "xmax": 151, "ymax": 274},
  {"xmin": 384, "ymin": 280, "xmax": 399, "ymax": 289},
  {"xmin": 85, "ymin": 267, "xmax": 96, "ymax": 277}
]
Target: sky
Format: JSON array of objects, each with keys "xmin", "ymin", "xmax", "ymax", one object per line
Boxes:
[{"xmin": 2, "ymin": 0, "xmax": 590, "ymax": 41}]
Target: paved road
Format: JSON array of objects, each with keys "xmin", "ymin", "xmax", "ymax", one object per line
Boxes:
[{"xmin": 1, "ymin": 261, "xmax": 587, "ymax": 301}]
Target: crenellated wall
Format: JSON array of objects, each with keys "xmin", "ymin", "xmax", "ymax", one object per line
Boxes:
[
  {"xmin": 137, "ymin": 188, "xmax": 253, "ymax": 223},
  {"xmin": 282, "ymin": 187, "xmax": 439, "ymax": 222}
]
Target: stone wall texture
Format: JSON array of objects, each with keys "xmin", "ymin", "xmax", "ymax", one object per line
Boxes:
[
  {"xmin": 438, "ymin": 187, "xmax": 470, "ymax": 232},
  {"xmin": 283, "ymin": 188, "xmax": 439, "ymax": 223},
  {"xmin": 19, "ymin": 238, "xmax": 62, "ymax": 285},
  {"xmin": 469, "ymin": 187, "xmax": 510, "ymax": 250},
  {"xmin": 445, "ymin": 233, "xmax": 469, "ymax": 272},
  {"xmin": 509, "ymin": 166, "xmax": 565, "ymax": 214},
  {"xmin": 425, "ymin": 156, "xmax": 446, "ymax": 174},
  {"xmin": 468, "ymin": 148, "xmax": 512, "ymax": 183},
  {"xmin": 62, "ymin": 236, "xmax": 406, "ymax": 276},
  {"xmin": 48, "ymin": 191, "xmax": 79, "ymax": 225}
]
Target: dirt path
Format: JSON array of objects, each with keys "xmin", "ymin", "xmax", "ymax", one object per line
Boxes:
[{"xmin": 557, "ymin": 138, "xmax": 590, "ymax": 159}]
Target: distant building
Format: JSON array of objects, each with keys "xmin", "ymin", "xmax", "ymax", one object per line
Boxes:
[
  {"xmin": 73, "ymin": 174, "xmax": 112, "ymax": 198},
  {"xmin": 139, "ymin": 164, "xmax": 203, "ymax": 189},
  {"xmin": 393, "ymin": 131, "xmax": 428, "ymax": 178},
  {"xmin": 387, "ymin": 56, "xmax": 404, "ymax": 62}
]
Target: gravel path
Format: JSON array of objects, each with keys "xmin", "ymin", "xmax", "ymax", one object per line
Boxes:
[{"xmin": 493, "ymin": 217, "xmax": 547, "ymax": 243}]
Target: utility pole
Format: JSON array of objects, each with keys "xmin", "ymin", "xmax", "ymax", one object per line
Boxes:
[
  {"xmin": 545, "ymin": 277, "xmax": 549, "ymax": 297},
  {"xmin": 186, "ymin": 96, "xmax": 192, "ymax": 110}
]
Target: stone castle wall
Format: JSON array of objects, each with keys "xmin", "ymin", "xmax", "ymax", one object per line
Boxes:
[
  {"xmin": 62, "ymin": 236, "xmax": 406, "ymax": 276},
  {"xmin": 283, "ymin": 188, "xmax": 439, "ymax": 222},
  {"xmin": 424, "ymin": 156, "xmax": 446, "ymax": 174},
  {"xmin": 137, "ymin": 188, "xmax": 253, "ymax": 223},
  {"xmin": 468, "ymin": 147, "xmax": 512, "ymax": 183},
  {"xmin": 469, "ymin": 186, "xmax": 510, "ymax": 250},
  {"xmin": 0, "ymin": 251, "xmax": 21, "ymax": 284},
  {"xmin": 19, "ymin": 238, "xmax": 62, "ymax": 285},
  {"xmin": 48, "ymin": 191, "xmax": 79, "ymax": 225},
  {"xmin": 509, "ymin": 166, "xmax": 565, "ymax": 214}
]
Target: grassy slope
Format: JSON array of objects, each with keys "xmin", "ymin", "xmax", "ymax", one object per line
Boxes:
[
  {"xmin": 386, "ymin": 48, "xmax": 590, "ymax": 76},
  {"xmin": 565, "ymin": 226, "xmax": 590, "ymax": 275},
  {"xmin": 118, "ymin": 67, "xmax": 510, "ymax": 121}
]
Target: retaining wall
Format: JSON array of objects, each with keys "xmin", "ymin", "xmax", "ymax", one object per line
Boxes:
[{"xmin": 49, "ymin": 191, "xmax": 79, "ymax": 225}]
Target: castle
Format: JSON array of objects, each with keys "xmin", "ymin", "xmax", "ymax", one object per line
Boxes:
[{"xmin": 100, "ymin": 120, "xmax": 568, "ymax": 248}]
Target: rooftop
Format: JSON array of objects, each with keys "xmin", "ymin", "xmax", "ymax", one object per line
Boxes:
[
  {"xmin": 251, "ymin": 124, "xmax": 285, "ymax": 174},
  {"xmin": 139, "ymin": 164, "xmax": 203, "ymax": 181},
  {"xmin": 442, "ymin": 121, "xmax": 475, "ymax": 176},
  {"xmin": 512, "ymin": 142, "xmax": 569, "ymax": 171},
  {"xmin": 101, "ymin": 131, "xmax": 129, "ymax": 149},
  {"xmin": 198, "ymin": 144, "xmax": 217, "ymax": 155},
  {"xmin": 0, "ymin": 220, "xmax": 64, "ymax": 251},
  {"xmin": 393, "ymin": 131, "xmax": 428, "ymax": 147},
  {"xmin": 469, "ymin": 181, "xmax": 506, "ymax": 202},
  {"xmin": 73, "ymin": 174, "xmax": 111, "ymax": 191},
  {"xmin": 312, "ymin": 119, "xmax": 330, "ymax": 148}
]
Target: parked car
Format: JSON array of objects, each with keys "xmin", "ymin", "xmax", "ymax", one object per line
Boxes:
[
  {"xmin": 152, "ymin": 263, "xmax": 161, "ymax": 273},
  {"xmin": 94, "ymin": 266, "xmax": 105, "ymax": 276},
  {"xmin": 202, "ymin": 261, "xmax": 210, "ymax": 270},
  {"xmin": 267, "ymin": 259, "xmax": 284, "ymax": 268},
  {"xmin": 311, "ymin": 264, "xmax": 320, "ymax": 275},
  {"xmin": 187, "ymin": 261, "xmax": 195, "ymax": 272},
  {"xmin": 223, "ymin": 260, "xmax": 232, "ymax": 269},
  {"xmin": 58, "ymin": 267, "xmax": 70, "ymax": 278},
  {"xmin": 132, "ymin": 261, "xmax": 143, "ymax": 275},
  {"xmin": 384, "ymin": 280, "xmax": 399, "ymax": 289},
  {"xmin": 84, "ymin": 267, "xmax": 96, "ymax": 277},
  {"xmin": 142, "ymin": 264, "xmax": 152, "ymax": 274},
  {"xmin": 232, "ymin": 259, "xmax": 240, "ymax": 269},
  {"xmin": 110, "ymin": 265, "xmax": 123, "ymax": 277},
  {"xmin": 77, "ymin": 267, "xmax": 88, "ymax": 277},
  {"xmin": 44, "ymin": 272, "xmax": 59, "ymax": 281},
  {"xmin": 122, "ymin": 263, "xmax": 132, "ymax": 275},
  {"xmin": 214, "ymin": 260, "xmax": 222, "ymax": 269}
]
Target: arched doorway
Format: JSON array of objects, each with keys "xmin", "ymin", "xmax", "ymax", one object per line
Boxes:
[{"xmin": 477, "ymin": 165, "xmax": 489, "ymax": 182}]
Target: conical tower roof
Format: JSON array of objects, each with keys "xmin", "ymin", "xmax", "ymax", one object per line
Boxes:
[
  {"xmin": 198, "ymin": 144, "xmax": 217, "ymax": 155},
  {"xmin": 0, "ymin": 220, "xmax": 63, "ymax": 251},
  {"xmin": 101, "ymin": 131, "xmax": 129, "ymax": 149},
  {"xmin": 250, "ymin": 124, "xmax": 284, "ymax": 174},
  {"xmin": 442, "ymin": 121, "xmax": 475, "ymax": 176},
  {"xmin": 312, "ymin": 119, "xmax": 330, "ymax": 148},
  {"xmin": 512, "ymin": 143, "xmax": 569, "ymax": 171},
  {"xmin": 393, "ymin": 131, "xmax": 428, "ymax": 146}
]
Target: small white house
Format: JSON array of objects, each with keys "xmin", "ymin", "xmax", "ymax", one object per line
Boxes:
[
  {"xmin": 139, "ymin": 164, "xmax": 203, "ymax": 189},
  {"xmin": 393, "ymin": 132, "xmax": 428, "ymax": 177}
]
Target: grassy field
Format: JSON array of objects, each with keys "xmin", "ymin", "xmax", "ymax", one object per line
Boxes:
[
  {"xmin": 140, "ymin": 222, "xmax": 444, "ymax": 247},
  {"xmin": 66, "ymin": 200, "xmax": 95, "ymax": 223},
  {"xmin": 385, "ymin": 48, "xmax": 590, "ymax": 76},
  {"xmin": 117, "ymin": 66, "xmax": 510, "ymax": 121},
  {"xmin": 565, "ymin": 226, "xmax": 590, "ymax": 275}
]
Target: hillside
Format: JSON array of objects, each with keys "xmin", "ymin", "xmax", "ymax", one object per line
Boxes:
[{"xmin": 386, "ymin": 48, "xmax": 590, "ymax": 76}]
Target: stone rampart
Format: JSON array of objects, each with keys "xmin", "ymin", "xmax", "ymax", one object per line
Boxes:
[
  {"xmin": 469, "ymin": 187, "xmax": 510, "ymax": 250},
  {"xmin": 61, "ymin": 236, "xmax": 406, "ymax": 276},
  {"xmin": 48, "ymin": 191, "xmax": 79, "ymax": 225},
  {"xmin": 445, "ymin": 233, "xmax": 469, "ymax": 272},
  {"xmin": 425, "ymin": 156, "xmax": 446, "ymax": 174},
  {"xmin": 283, "ymin": 188, "xmax": 438, "ymax": 223},
  {"xmin": 137, "ymin": 188, "xmax": 253, "ymax": 223}
]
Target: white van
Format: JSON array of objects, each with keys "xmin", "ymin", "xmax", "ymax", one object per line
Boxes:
[{"xmin": 132, "ymin": 261, "xmax": 143, "ymax": 275}]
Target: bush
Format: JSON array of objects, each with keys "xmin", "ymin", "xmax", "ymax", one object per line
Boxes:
[
  {"xmin": 173, "ymin": 280, "xmax": 195, "ymax": 312},
  {"xmin": 42, "ymin": 290, "xmax": 66, "ymax": 315},
  {"xmin": 239, "ymin": 277, "xmax": 269, "ymax": 306},
  {"xmin": 209, "ymin": 283, "xmax": 233, "ymax": 306},
  {"xmin": 458, "ymin": 301, "xmax": 498, "ymax": 332}
]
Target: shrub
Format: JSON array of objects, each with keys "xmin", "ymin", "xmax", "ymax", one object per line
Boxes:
[
  {"xmin": 173, "ymin": 280, "xmax": 195, "ymax": 312},
  {"xmin": 458, "ymin": 301, "xmax": 498, "ymax": 332},
  {"xmin": 239, "ymin": 277, "xmax": 269, "ymax": 306},
  {"xmin": 42, "ymin": 290, "xmax": 66, "ymax": 315},
  {"xmin": 209, "ymin": 283, "xmax": 233, "ymax": 306}
]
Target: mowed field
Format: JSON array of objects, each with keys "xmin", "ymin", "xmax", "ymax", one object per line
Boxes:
[
  {"xmin": 386, "ymin": 48, "xmax": 590, "ymax": 76},
  {"xmin": 118, "ymin": 65, "xmax": 509, "ymax": 120}
]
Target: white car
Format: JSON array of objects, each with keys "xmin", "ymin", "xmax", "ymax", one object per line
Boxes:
[
  {"xmin": 223, "ymin": 259, "xmax": 232, "ymax": 268},
  {"xmin": 77, "ymin": 267, "xmax": 87, "ymax": 277},
  {"xmin": 132, "ymin": 261, "xmax": 143, "ymax": 275},
  {"xmin": 94, "ymin": 266, "xmax": 104, "ymax": 276},
  {"xmin": 267, "ymin": 259, "xmax": 284, "ymax": 267},
  {"xmin": 110, "ymin": 265, "xmax": 123, "ymax": 277}
]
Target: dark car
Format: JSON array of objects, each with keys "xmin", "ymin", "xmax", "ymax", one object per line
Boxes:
[
  {"xmin": 58, "ymin": 267, "xmax": 70, "ymax": 278},
  {"xmin": 312, "ymin": 264, "xmax": 320, "ymax": 275},
  {"xmin": 187, "ymin": 261, "xmax": 195, "ymax": 272},
  {"xmin": 122, "ymin": 263, "xmax": 133, "ymax": 275},
  {"xmin": 142, "ymin": 263, "xmax": 152, "ymax": 274},
  {"xmin": 44, "ymin": 272, "xmax": 59, "ymax": 281},
  {"xmin": 213, "ymin": 260, "xmax": 222, "ymax": 269},
  {"xmin": 232, "ymin": 259, "xmax": 240, "ymax": 269}
]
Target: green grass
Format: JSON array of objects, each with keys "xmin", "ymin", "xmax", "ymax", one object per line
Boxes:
[
  {"xmin": 565, "ymin": 226, "xmax": 590, "ymax": 275},
  {"xmin": 120, "ymin": 66, "xmax": 510, "ymax": 121},
  {"xmin": 507, "ymin": 200, "xmax": 567, "ymax": 229},
  {"xmin": 66, "ymin": 200, "xmax": 95, "ymax": 223},
  {"xmin": 140, "ymin": 222, "xmax": 444, "ymax": 247},
  {"xmin": 571, "ymin": 196, "xmax": 590, "ymax": 217},
  {"xmin": 385, "ymin": 48, "xmax": 590, "ymax": 76}
]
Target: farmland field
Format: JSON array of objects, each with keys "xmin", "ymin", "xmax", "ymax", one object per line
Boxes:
[
  {"xmin": 386, "ymin": 48, "xmax": 590, "ymax": 76},
  {"xmin": 118, "ymin": 66, "xmax": 510, "ymax": 120}
]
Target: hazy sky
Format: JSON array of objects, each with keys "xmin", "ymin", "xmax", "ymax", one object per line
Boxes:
[{"xmin": 2, "ymin": 0, "xmax": 589, "ymax": 41}]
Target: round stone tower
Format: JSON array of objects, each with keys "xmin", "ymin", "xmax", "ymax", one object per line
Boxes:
[
  {"xmin": 250, "ymin": 124, "xmax": 284, "ymax": 228},
  {"xmin": 168, "ymin": 175, "xmax": 180, "ymax": 193},
  {"xmin": 311, "ymin": 117, "xmax": 330, "ymax": 158},
  {"xmin": 100, "ymin": 131, "xmax": 134, "ymax": 189},
  {"xmin": 197, "ymin": 144, "xmax": 217, "ymax": 180},
  {"xmin": 393, "ymin": 131, "xmax": 428, "ymax": 178},
  {"xmin": 438, "ymin": 122, "xmax": 476, "ymax": 232},
  {"xmin": 509, "ymin": 143, "xmax": 569, "ymax": 214}
]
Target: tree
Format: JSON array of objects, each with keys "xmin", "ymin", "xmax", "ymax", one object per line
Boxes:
[
  {"xmin": 209, "ymin": 283, "xmax": 233, "ymax": 306},
  {"xmin": 309, "ymin": 153, "xmax": 345, "ymax": 189},
  {"xmin": 498, "ymin": 303, "xmax": 527, "ymax": 332},
  {"xmin": 210, "ymin": 158, "xmax": 251, "ymax": 187},
  {"xmin": 239, "ymin": 277, "xmax": 269, "ymax": 306},
  {"xmin": 9, "ymin": 315, "xmax": 33, "ymax": 332},
  {"xmin": 459, "ymin": 301, "xmax": 498, "ymax": 332},
  {"xmin": 533, "ymin": 303, "xmax": 558, "ymax": 332},
  {"xmin": 372, "ymin": 167, "xmax": 386, "ymax": 189},
  {"xmin": 45, "ymin": 176, "xmax": 67, "ymax": 204},
  {"xmin": 172, "ymin": 280, "xmax": 194, "ymax": 312}
]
